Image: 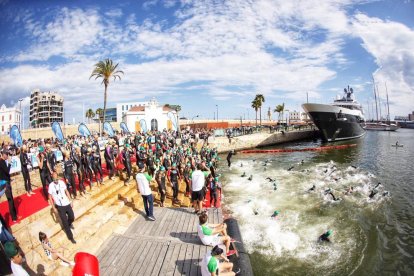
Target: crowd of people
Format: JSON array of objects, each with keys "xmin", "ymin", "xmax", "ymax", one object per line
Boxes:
[{"xmin": 0, "ymin": 127, "xmax": 241, "ymax": 275}]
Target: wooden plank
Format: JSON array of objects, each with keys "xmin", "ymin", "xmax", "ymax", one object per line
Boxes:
[
  {"xmin": 158, "ymin": 243, "xmax": 175, "ymax": 276},
  {"xmin": 160, "ymin": 208, "xmax": 176, "ymax": 238},
  {"xmin": 130, "ymin": 240, "xmax": 155, "ymax": 275},
  {"xmin": 143, "ymin": 207, "xmax": 165, "ymax": 237},
  {"xmin": 140, "ymin": 208, "xmax": 162, "ymax": 237},
  {"xmin": 150, "ymin": 242, "xmax": 169, "ymax": 276},
  {"xmin": 153, "ymin": 207, "xmax": 170, "ymax": 237},
  {"xmin": 139, "ymin": 241, "xmax": 162, "ymax": 275},
  {"xmin": 106, "ymin": 237, "xmax": 137, "ymax": 276},
  {"xmin": 174, "ymin": 243, "xmax": 188, "ymax": 276},
  {"xmin": 168, "ymin": 208, "xmax": 186, "ymax": 240},
  {"xmin": 182, "ymin": 243, "xmax": 194, "ymax": 276},
  {"xmin": 189, "ymin": 244, "xmax": 201, "ymax": 276},
  {"xmin": 178, "ymin": 209, "xmax": 191, "ymax": 240},
  {"xmin": 218, "ymin": 208, "xmax": 223, "ymax": 223},
  {"xmin": 97, "ymin": 235, "xmax": 119, "ymax": 263},
  {"xmin": 184, "ymin": 211, "xmax": 197, "ymax": 241},
  {"xmin": 121, "ymin": 240, "xmax": 150, "ymax": 276},
  {"xmin": 100, "ymin": 235, "xmax": 127, "ymax": 271},
  {"xmin": 165, "ymin": 243, "xmax": 182, "ymax": 276}
]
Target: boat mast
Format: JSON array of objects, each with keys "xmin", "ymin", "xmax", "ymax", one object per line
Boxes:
[
  {"xmin": 376, "ymin": 83, "xmax": 382, "ymax": 122},
  {"xmin": 372, "ymin": 76, "xmax": 379, "ymax": 122},
  {"xmin": 385, "ymin": 82, "xmax": 390, "ymax": 124}
]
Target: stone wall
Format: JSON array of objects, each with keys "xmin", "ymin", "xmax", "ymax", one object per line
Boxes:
[{"xmin": 209, "ymin": 129, "xmax": 318, "ymax": 153}]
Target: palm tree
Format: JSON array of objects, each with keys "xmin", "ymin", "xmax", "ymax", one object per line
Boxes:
[
  {"xmin": 90, "ymin": 59, "xmax": 124, "ymax": 133},
  {"xmin": 274, "ymin": 103, "xmax": 285, "ymax": 124},
  {"xmin": 85, "ymin": 109, "xmax": 95, "ymax": 124},
  {"xmin": 254, "ymin": 94, "xmax": 265, "ymax": 125},
  {"xmin": 96, "ymin": 108, "xmax": 103, "ymax": 122},
  {"xmin": 251, "ymin": 99, "xmax": 260, "ymax": 127}
]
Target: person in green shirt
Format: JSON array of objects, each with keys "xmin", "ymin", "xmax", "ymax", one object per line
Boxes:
[{"xmin": 200, "ymin": 245, "xmax": 239, "ymax": 276}]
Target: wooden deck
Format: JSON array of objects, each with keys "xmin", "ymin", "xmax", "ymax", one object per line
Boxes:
[{"xmin": 97, "ymin": 207, "xmax": 223, "ymax": 276}]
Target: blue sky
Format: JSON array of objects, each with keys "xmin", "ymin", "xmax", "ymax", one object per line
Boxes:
[{"xmin": 0, "ymin": 0, "xmax": 413, "ymax": 126}]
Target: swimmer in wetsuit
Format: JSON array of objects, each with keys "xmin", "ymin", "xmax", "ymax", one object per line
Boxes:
[
  {"xmin": 308, "ymin": 185, "xmax": 316, "ymax": 192},
  {"xmin": 226, "ymin": 150, "xmax": 234, "ymax": 167},
  {"xmin": 319, "ymin": 230, "xmax": 332, "ymax": 242},
  {"xmin": 328, "ymin": 192, "xmax": 340, "ymax": 201}
]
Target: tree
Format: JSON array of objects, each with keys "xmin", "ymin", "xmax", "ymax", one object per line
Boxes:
[
  {"xmin": 90, "ymin": 59, "xmax": 124, "ymax": 133},
  {"xmin": 254, "ymin": 94, "xmax": 265, "ymax": 125},
  {"xmin": 251, "ymin": 99, "xmax": 260, "ymax": 127},
  {"xmin": 96, "ymin": 108, "xmax": 103, "ymax": 122},
  {"xmin": 274, "ymin": 103, "xmax": 285, "ymax": 124},
  {"xmin": 85, "ymin": 109, "xmax": 95, "ymax": 123}
]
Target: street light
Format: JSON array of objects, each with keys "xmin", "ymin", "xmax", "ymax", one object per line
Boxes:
[
  {"xmin": 18, "ymin": 98, "xmax": 23, "ymax": 130},
  {"xmin": 216, "ymin": 105, "xmax": 218, "ymax": 122},
  {"xmin": 191, "ymin": 115, "xmax": 199, "ymax": 124}
]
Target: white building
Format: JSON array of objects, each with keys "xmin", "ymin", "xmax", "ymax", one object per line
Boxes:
[
  {"xmin": 116, "ymin": 101, "xmax": 148, "ymax": 123},
  {"xmin": 0, "ymin": 104, "xmax": 22, "ymax": 135},
  {"xmin": 123, "ymin": 98, "xmax": 177, "ymax": 133},
  {"xmin": 289, "ymin": 110, "xmax": 309, "ymax": 123}
]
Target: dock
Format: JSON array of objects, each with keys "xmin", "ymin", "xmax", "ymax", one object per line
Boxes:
[{"xmin": 97, "ymin": 207, "xmax": 223, "ymax": 275}]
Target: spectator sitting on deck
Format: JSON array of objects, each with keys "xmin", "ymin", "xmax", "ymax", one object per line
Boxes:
[
  {"xmin": 200, "ymin": 245, "xmax": 240, "ymax": 276},
  {"xmin": 197, "ymin": 212, "xmax": 235, "ymax": 256}
]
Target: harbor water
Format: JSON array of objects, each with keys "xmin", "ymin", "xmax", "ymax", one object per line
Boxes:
[{"xmin": 220, "ymin": 129, "xmax": 414, "ymax": 275}]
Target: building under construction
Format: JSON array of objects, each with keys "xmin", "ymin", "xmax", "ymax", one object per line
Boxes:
[{"xmin": 29, "ymin": 89, "xmax": 64, "ymax": 128}]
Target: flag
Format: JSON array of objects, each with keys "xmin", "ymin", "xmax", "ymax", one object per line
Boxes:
[
  {"xmin": 51, "ymin": 122, "xmax": 64, "ymax": 142},
  {"xmin": 139, "ymin": 119, "xmax": 147, "ymax": 133},
  {"xmin": 120, "ymin": 122, "xmax": 130, "ymax": 134},
  {"xmin": 103, "ymin": 122, "xmax": 115, "ymax": 137},
  {"xmin": 167, "ymin": 111, "xmax": 177, "ymax": 130},
  {"xmin": 9, "ymin": 125, "xmax": 23, "ymax": 147},
  {"xmin": 78, "ymin": 123, "xmax": 91, "ymax": 137}
]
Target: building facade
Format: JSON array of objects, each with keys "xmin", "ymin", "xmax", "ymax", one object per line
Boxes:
[
  {"xmin": 116, "ymin": 101, "xmax": 148, "ymax": 123},
  {"xmin": 0, "ymin": 104, "xmax": 22, "ymax": 135},
  {"xmin": 29, "ymin": 90, "xmax": 64, "ymax": 128},
  {"xmin": 123, "ymin": 98, "xmax": 177, "ymax": 133}
]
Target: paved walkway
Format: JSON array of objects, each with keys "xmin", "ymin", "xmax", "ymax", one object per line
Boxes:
[{"xmin": 97, "ymin": 207, "xmax": 223, "ymax": 276}]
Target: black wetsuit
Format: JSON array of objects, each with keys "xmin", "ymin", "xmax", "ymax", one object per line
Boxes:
[
  {"xmin": 122, "ymin": 149, "xmax": 132, "ymax": 182},
  {"xmin": 319, "ymin": 233, "xmax": 330, "ymax": 242},
  {"xmin": 156, "ymin": 171, "xmax": 166, "ymax": 205},
  {"xmin": 63, "ymin": 157, "xmax": 77, "ymax": 198},
  {"xmin": 104, "ymin": 145, "xmax": 115, "ymax": 178},
  {"xmin": 73, "ymin": 152, "xmax": 86, "ymax": 193},
  {"xmin": 169, "ymin": 168, "xmax": 179, "ymax": 201},
  {"xmin": 20, "ymin": 151, "xmax": 32, "ymax": 193},
  {"xmin": 226, "ymin": 151, "xmax": 233, "ymax": 167}
]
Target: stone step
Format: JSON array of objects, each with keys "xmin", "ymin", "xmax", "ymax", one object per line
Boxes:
[
  {"xmin": 29, "ymin": 180, "xmax": 138, "ymax": 275},
  {"xmin": 12, "ymin": 178, "xmax": 127, "ymax": 254}
]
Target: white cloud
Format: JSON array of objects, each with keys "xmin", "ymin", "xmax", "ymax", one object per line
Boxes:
[{"xmin": 353, "ymin": 13, "xmax": 414, "ymax": 116}]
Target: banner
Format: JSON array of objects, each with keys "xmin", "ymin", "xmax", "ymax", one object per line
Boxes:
[
  {"xmin": 78, "ymin": 123, "xmax": 91, "ymax": 137},
  {"xmin": 139, "ymin": 119, "xmax": 147, "ymax": 133},
  {"xmin": 52, "ymin": 149, "xmax": 63, "ymax": 162},
  {"xmin": 120, "ymin": 122, "xmax": 130, "ymax": 134},
  {"xmin": 167, "ymin": 112, "xmax": 177, "ymax": 131},
  {"xmin": 51, "ymin": 122, "xmax": 64, "ymax": 142},
  {"xmin": 103, "ymin": 122, "xmax": 115, "ymax": 137},
  {"xmin": 9, "ymin": 125, "xmax": 23, "ymax": 147},
  {"xmin": 9, "ymin": 156, "xmax": 22, "ymax": 174}
]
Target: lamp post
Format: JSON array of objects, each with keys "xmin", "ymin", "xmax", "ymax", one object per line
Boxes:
[
  {"xmin": 191, "ymin": 115, "xmax": 199, "ymax": 124},
  {"xmin": 216, "ymin": 105, "xmax": 218, "ymax": 122},
  {"xmin": 18, "ymin": 98, "xmax": 23, "ymax": 130}
]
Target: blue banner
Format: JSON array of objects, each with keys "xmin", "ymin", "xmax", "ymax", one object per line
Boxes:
[
  {"xmin": 51, "ymin": 122, "xmax": 64, "ymax": 142},
  {"xmin": 9, "ymin": 125, "xmax": 23, "ymax": 147},
  {"xmin": 103, "ymin": 122, "xmax": 115, "ymax": 137},
  {"xmin": 78, "ymin": 123, "xmax": 91, "ymax": 137},
  {"xmin": 167, "ymin": 111, "xmax": 177, "ymax": 131},
  {"xmin": 120, "ymin": 122, "xmax": 130, "ymax": 134},
  {"xmin": 139, "ymin": 119, "xmax": 147, "ymax": 133}
]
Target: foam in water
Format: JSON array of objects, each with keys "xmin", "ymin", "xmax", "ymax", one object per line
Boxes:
[{"xmin": 222, "ymin": 159, "xmax": 389, "ymax": 271}]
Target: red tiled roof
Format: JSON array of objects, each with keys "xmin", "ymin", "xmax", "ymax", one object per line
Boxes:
[
  {"xmin": 163, "ymin": 106, "xmax": 173, "ymax": 111},
  {"xmin": 129, "ymin": 106, "xmax": 145, "ymax": 112}
]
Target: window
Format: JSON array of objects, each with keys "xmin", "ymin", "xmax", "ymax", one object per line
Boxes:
[
  {"xmin": 1, "ymin": 126, "xmax": 3, "ymax": 132},
  {"xmin": 1, "ymin": 116, "xmax": 3, "ymax": 122},
  {"xmin": 9, "ymin": 114, "xmax": 12, "ymax": 121},
  {"xmin": 122, "ymin": 105, "xmax": 124, "ymax": 111}
]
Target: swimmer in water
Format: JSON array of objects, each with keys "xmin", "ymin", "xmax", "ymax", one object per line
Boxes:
[
  {"xmin": 369, "ymin": 190, "xmax": 378, "ymax": 199},
  {"xmin": 324, "ymin": 188, "xmax": 331, "ymax": 194},
  {"xmin": 395, "ymin": 141, "xmax": 399, "ymax": 147},
  {"xmin": 351, "ymin": 165, "xmax": 358, "ymax": 169},
  {"xmin": 271, "ymin": 211, "xmax": 280, "ymax": 218},
  {"xmin": 254, "ymin": 209, "xmax": 259, "ymax": 215},
  {"xmin": 240, "ymin": 163, "xmax": 243, "ymax": 168},
  {"xmin": 266, "ymin": 177, "xmax": 275, "ymax": 182},
  {"xmin": 328, "ymin": 192, "xmax": 340, "ymax": 201},
  {"xmin": 318, "ymin": 230, "xmax": 333, "ymax": 242},
  {"xmin": 287, "ymin": 166, "xmax": 294, "ymax": 171},
  {"xmin": 308, "ymin": 185, "xmax": 316, "ymax": 192},
  {"xmin": 382, "ymin": 191, "xmax": 389, "ymax": 196},
  {"xmin": 241, "ymin": 172, "xmax": 246, "ymax": 177},
  {"xmin": 248, "ymin": 175, "xmax": 253, "ymax": 181},
  {"xmin": 226, "ymin": 150, "xmax": 234, "ymax": 167},
  {"xmin": 300, "ymin": 160, "xmax": 304, "ymax": 165},
  {"xmin": 345, "ymin": 186, "xmax": 354, "ymax": 195}
]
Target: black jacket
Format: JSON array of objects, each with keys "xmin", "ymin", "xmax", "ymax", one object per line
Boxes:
[{"xmin": 0, "ymin": 159, "xmax": 11, "ymax": 182}]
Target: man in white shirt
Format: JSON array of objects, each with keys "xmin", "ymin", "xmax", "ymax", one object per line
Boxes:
[
  {"xmin": 48, "ymin": 172, "xmax": 76, "ymax": 244},
  {"xmin": 135, "ymin": 163, "xmax": 156, "ymax": 221},
  {"xmin": 191, "ymin": 164, "xmax": 209, "ymax": 214},
  {"xmin": 4, "ymin": 241, "xmax": 29, "ymax": 276}
]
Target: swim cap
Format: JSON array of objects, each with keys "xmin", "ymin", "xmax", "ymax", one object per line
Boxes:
[
  {"xmin": 172, "ymin": 163, "xmax": 177, "ymax": 167},
  {"xmin": 274, "ymin": 211, "xmax": 280, "ymax": 215},
  {"xmin": 214, "ymin": 177, "xmax": 219, "ymax": 181},
  {"xmin": 38, "ymin": 146, "xmax": 44, "ymax": 153},
  {"xmin": 327, "ymin": 230, "xmax": 333, "ymax": 236},
  {"xmin": 160, "ymin": 166, "xmax": 165, "ymax": 171}
]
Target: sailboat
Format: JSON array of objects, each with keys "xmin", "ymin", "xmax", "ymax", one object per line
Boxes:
[{"xmin": 365, "ymin": 79, "xmax": 399, "ymax": 131}]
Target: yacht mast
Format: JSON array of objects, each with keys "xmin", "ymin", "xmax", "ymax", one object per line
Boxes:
[
  {"xmin": 385, "ymin": 82, "xmax": 390, "ymax": 123},
  {"xmin": 372, "ymin": 76, "xmax": 379, "ymax": 122}
]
